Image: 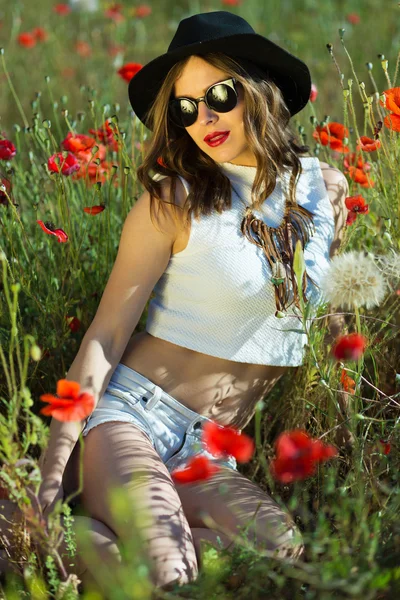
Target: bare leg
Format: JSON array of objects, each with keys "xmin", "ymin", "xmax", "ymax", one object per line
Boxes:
[
  {"xmin": 80, "ymin": 422, "xmax": 198, "ymax": 589},
  {"xmin": 176, "ymin": 467, "xmax": 305, "ymax": 561},
  {"xmin": 1, "ymin": 500, "xmax": 239, "ymax": 592}
]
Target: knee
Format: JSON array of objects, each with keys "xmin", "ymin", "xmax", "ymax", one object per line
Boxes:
[
  {"xmin": 246, "ymin": 513, "xmax": 305, "ymax": 561},
  {"xmin": 266, "ymin": 522, "xmax": 305, "ymax": 561},
  {"xmin": 152, "ymin": 562, "xmax": 199, "ymax": 591},
  {"xmin": 271, "ymin": 522, "xmax": 305, "ymax": 561}
]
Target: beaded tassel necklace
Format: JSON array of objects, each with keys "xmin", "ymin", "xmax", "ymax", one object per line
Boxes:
[{"xmin": 229, "ymin": 177, "xmax": 316, "ymax": 317}]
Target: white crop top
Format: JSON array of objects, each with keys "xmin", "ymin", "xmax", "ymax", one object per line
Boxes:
[{"xmin": 145, "ymin": 157, "xmax": 334, "ymax": 366}]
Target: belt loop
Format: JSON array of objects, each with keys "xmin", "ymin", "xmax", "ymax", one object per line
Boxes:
[{"xmin": 143, "ymin": 385, "xmax": 163, "ymax": 411}]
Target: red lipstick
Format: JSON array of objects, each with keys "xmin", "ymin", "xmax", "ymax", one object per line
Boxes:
[{"xmin": 204, "ymin": 131, "xmax": 230, "ymax": 147}]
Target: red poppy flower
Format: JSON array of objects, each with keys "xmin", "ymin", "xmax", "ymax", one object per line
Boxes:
[
  {"xmin": 356, "ymin": 136, "xmax": 381, "ymax": 152},
  {"xmin": 105, "ymin": 3, "xmax": 125, "ymax": 23},
  {"xmin": 62, "ymin": 137, "xmax": 106, "ymax": 172},
  {"xmin": 312, "ymin": 122, "xmax": 349, "ymax": 153},
  {"xmin": 75, "ymin": 40, "xmax": 92, "ymax": 58},
  {"xmin": 345, "ymin": 165, "xmax": 375, "ymax": 188},
  {"xmin": 73, "ymin": 161, "xmax": 113, "ymax": 186},
  {"xmin": 379, "ymin": 439, "xmax": 391, "ymax": 455},
  {"xmin": 346, "ymin": 13, "xmax": 360, "ymax": 25},
  {"xmin": 310, "ymin": 83, "xmax": 318, "ymax": 103},
  {"xmin": 53, "ymin": 3, "xmax": 71, "ymax": 15},
  {"xmin": 117, "ymin": 62, "xmax": 143, "ymax": 83},
  {"xmin": 171, "ymin": 455, "xmax": 221, "ymax": 484},
  {"xmin": 0, "ymin": 139, "xmax": 16, "ymax": 160},
  {"xmin": 66, "ymin": 316, "xmax": 81, "ymax": 332},
  {"xmin": 40, "ymin": 379, "xmax": 95, "ymax": 422},
  {"xmin": 346, "ymin": 211, "xmax": 357, "ymax": 226},
  {"xmin": 379, "ymin": 87, "xmax": 400, "ymax": 132},
  {"xmin": 37, "ymin": 220, "xmax": 68, "ymax": 243},
  {"xmin": 345, "ymin": 194, "xmax": 369, "ymax": 225},
  {"xmin": 48, "ymin": 152, "xmax": 80, "ymax": 176},
  {"xmin": 18, "ymin": 32, "xmax": 36, "ymax": 48},
  {"xmin": 379, "ymin": 87, "xmax": 400, "ymax": 115},
  {"xmin": 134, "ymin": 4, "xmax": 152, "ymax": 18},
  {"xmin": 61, "ymin": 132, "xmax": 96, "ymax": 154},
  {"xmin": 340, "ymin": 368, "xmax": 356, "ymax": 394},
  {"xmin": 89, "ymin": 120, "xmax": 120, "ymax": 151},
  {"xmin": 345, "ymin": 194, "xmax": 369, "ymax": 214},
  {"xmin": 343, "ymin": 152, "xmax": 371, "ymax": 172},
  {"xmin": 202, "ymin": 421, "xmax": 255, "ymax": 463},
  {"xmin": 222, "ymin": 0, "xmax": 242, "ymax": 5},
  {"xmin": 0, "ymin": 176, "xmax": 11, "ymax": 205},
  {"xmin": 270, "ymin": 429, "xmax": 338, "ymax": 483},
  {"xmin": 83, "ymin": 205, "xmax": 106, "ymax": 215},
  {"xmin": 379, "ymin": 87, "xmax": 400, "ymax": 131},
  {"xmin": 332, "ymin": 333, "xmax": 367, "ymax": 361},
  {"xmin": 75, "ymin": 144, "xmax": 107, "ymax": 165},
  {"xmin": 32, "ymin": 27, "xmax": 48, "ymax": 42}
]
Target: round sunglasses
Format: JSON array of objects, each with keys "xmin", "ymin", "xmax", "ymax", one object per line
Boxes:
[{"xmin": 168, "ymin": 77, "xmax": 238, "ymax": 129}]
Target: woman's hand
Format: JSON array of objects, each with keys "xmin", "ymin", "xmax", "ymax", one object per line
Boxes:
[
  {"xmin": 0, "ymin": 478, "xmax": 64, "ymax": 532},
  {"xmin": 41, "ymin": 482, "xmax": 65, "ymax": 521},
  {"xmin": 26, "ymin": 477, "xmax": 65, "ymax": 524}
]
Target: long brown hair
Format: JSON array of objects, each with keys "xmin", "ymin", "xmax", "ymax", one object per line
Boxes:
[{"xmin": 135, "ymin": 52, "xmax": 311, "ymax": 236}]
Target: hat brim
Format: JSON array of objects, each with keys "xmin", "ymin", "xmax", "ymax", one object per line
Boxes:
[{"xmin": 128, "ymin": 33, "xmax": 311, "ymax": 129}]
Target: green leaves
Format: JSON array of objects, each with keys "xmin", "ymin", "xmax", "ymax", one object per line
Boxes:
[{"xmin": 293, "ymin": 239, "xmax": 305, "ymax": 287}]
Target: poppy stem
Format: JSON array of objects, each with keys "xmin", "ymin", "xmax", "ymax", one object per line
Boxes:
[
  {"xmin": 0, "ymin": 50, "xmax": 29, "ymax": 128},
  {"xmin": 354, "ymin": 306, "xmax": 363, "ymax": 382},
  {"xmin": 44, "ymin": 76, "xmax": 64, "ymax": 141},
  {"xmin": 254, "ymin": 401, "xmax": 274, "ymax": 488}
]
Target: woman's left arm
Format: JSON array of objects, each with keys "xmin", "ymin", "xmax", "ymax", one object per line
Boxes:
[{"xmin": 319, "ymin": 161, "xmax": 350, "ymax": 339}]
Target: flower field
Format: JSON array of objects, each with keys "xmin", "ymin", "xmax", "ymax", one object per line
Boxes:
[{"xmin": 0, "ymin": 1, "xmax": 399, "ymax": 599}]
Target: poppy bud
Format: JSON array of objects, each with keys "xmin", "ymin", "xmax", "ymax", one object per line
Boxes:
[
  {"xmin": 275, "ymin": 310, "xmax": 286, "ymax": 318},
  {"xmin": 30, "ymin": 345, "xmax": 42, "ymax": 361}
]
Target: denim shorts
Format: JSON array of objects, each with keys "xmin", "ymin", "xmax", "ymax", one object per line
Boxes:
[{"xmin": 81, "ymin": 363, "xmax": 238, "ymax": 474}]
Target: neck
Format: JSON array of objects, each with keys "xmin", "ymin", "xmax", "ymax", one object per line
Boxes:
[
  {"xmin": 218, "ymin": 156, "xmax": 317, "ymax": 204},
  {"xmin": 219, "ymin": 161, "xmax": 260, "ymax": 204}
]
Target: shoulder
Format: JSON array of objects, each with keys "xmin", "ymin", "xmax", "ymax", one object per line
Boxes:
[
  {"xmin": 318, "ymin": 160, "xmax": 349, "ymax": 192},
  {"xmin": 150, "ymin": 175, "xmax": 188, "ymax": 238},
  {"xmin": 316, "ymin": 162, "xmax": 349, "ymax": 257},
  {"xmin": 155, "ymin": 174, "xmax": 188, "ymax": 210}
]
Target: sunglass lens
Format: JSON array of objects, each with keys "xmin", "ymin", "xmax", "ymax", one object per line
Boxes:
[
  {"xmin": 207, "ymin": 82, "xmax": 237, "ymax": 113},
  {"xmin": 169, "ymin": 81, "xmax": 237, "ymax": 128},
  {"xmin": 169, "ymin": 99, "xmax": 197, "ymax": 128}
]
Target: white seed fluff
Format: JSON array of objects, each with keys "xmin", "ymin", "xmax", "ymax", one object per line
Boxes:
[
  {"xmin": 374, "ymin": 251, "xmax": 400, "ymax": 285},
  {"xmin": 321, "ymin": 251, "xmax": 387, "ymax": 309}
]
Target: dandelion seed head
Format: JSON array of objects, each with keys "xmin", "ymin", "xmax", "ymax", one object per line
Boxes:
[
  {"xmin": 374, "ymin": 251, "xmax": 400, "ymax": 284},
  {"xmin": 321, "ymin": 251, "xmax": 387, "ymax": 309}
]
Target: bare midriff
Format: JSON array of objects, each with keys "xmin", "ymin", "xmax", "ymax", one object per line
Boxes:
[
  {"xmin": 120, "ymin": 331, "xmax": 288, "ymax": 431},
  {"xmin": 119, "ymin": 177, "xmax": 289, "ymax": 431}
]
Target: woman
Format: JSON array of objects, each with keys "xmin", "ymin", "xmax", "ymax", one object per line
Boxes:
[{"xmin": 35, "ymin": 10, "xmax": 348, "ymax": 593}]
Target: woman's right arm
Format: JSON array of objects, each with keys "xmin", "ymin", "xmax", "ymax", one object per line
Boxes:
[{"xmin": 37, "ymin": 177, "xmax": 179, "ymax": 501}]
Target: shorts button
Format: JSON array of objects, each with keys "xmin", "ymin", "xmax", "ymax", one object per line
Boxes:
[{"xmin": 193, "ymin": 421, "xmax": 202, "ymax": 430}]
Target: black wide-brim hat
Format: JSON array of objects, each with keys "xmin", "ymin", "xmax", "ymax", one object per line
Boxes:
[{"xmin": 128, "ymin": 11, "xmax": 311, "ymax": 130}]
